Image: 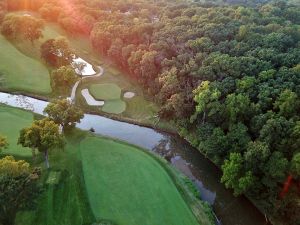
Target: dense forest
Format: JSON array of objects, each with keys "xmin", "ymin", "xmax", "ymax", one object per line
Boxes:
[{"xmin": 1, "ymin": 0, "xmax": 299, "ymax": 224}]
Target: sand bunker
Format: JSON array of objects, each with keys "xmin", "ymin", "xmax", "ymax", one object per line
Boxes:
[
  {"xmin": 123, "ymin": 92, "xmax": 135, "ymax": 99},
  {"xmin": 81, "ymin": 89, "xmax": 104, "ymax": 106}
]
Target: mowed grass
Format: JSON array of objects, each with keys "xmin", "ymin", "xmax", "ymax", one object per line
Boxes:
[
  {"xmin": 89, "ymin": 83, "xmax": 121, "ymax": 100},
  {"xmin": 89, "ymin": 83, "xmax": 126, "ymax": 114},
  {"xmin": 80, "ymin": 137, "xmax": 199, "ymax": 225},
  {"xmin": 102, "ymin": 99, "xmax": 126, "ymax": 114},
  {"xmin": 0, "ymin": 105, "xmax": 33, "ymax": 157},
  {"xmin": 0, "ymin": 34, "xmax": 51, "ymax": 94},
  {"xmin": 15, "ymin": 130, "xmax": 95, "ymax": 225}
]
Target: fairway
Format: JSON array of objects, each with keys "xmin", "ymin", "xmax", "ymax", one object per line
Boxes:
[
  {"xmin": 80, "ymin": 137, "xmax": 199, "ymax": 225},
  {"xmin": 0, "ymin": 35, "xmax": 51, "ymax": 94},
  {"xmin": 0, "ymin": 105, "xmax": 33, "ymax": 156}
]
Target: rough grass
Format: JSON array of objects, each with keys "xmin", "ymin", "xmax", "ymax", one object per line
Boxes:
[
  {"xmin": 80, "ymin": 137, "xmax": 200, "ymax": 225},
  {"xmin": 0, "ymin": 105, "xmax": 33, "ymax": 156},
  {"xmin": 0, "ymin": 34, "xmax": 51, "ymax": 95},
  {"xmin": 123, "ymin": 96, "xmax": 158, "ymax": 122}
]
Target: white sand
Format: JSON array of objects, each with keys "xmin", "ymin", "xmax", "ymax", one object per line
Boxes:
[
  {"xmin": 72, "ymin": 57, "xmax": 96, "ymax": 76},
  {"xmin": 81, "ymin": 89, "xmax": 104, "ymax": 106},
  {"xmin": 123, "ymin": 92, "xmax": 135, "ymax": 99}
]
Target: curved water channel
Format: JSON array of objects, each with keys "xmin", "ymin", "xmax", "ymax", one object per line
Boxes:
[{"xmin": 0, "ymin": 92, "xmax": 266, "ymax": 225}]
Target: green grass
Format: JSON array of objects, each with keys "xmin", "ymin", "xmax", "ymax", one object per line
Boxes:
[
  {"xmin": 102, "ymin": 99, "xmax": 126, "ymax": 114},
  {"xmin": 0, "ymin": 34, "xmax": 51, "ymax": 95},
  {"xmin": 15, "ymin": 130, "xmax": 95, "ymax": 225},
  {"xmin": 88, "ymin": 83, "xmax": 127, "ymax": 114},
  {"xmin": 80, "ymin": 137, "xmax": 199, "ymax": 225},
  {"xmin": 124, "ymin": 96, "xmax": 158, "ymax": 122},
  {"xmin": 0, "ymin": 105, "xmax": 211, "ymax": 225},
  {"xmin": 0, "ymin": 105, "xmax": 33, "ymax": 156},
  {"xmin": 89, "ymin": 83, "xmax": 121, "ymax": 100}
]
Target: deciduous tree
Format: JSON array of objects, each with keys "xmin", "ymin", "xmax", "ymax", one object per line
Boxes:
[
  {"xmin": 18, "ymin": 118, "xmax": 65, "ymax": 169},
  {"xmin": 43, "ymin": 99, "xmax": 84, "ymax": 130},
  {"xmin": 0, "ymin": 156, "xmax": 40, "ymax": 225}
]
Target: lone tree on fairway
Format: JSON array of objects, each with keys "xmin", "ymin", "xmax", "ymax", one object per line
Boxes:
[
  {"xmin": 44, "ymin": 99, "xmax": 84, "ymax": 131},
  {"xmin": 0, "ymin": 135, "xmax": 8, "ymax": 152},
  {"xmin": 50, "ymin": 65, "xmax": 78, "ymax": 94},
  {"xmin": 0, "ymin": 156, "xmax": 41, "ymax": 225},
  {"xmin": 18, "ymin": 118, "xmax": 65, "ymax": 169}
]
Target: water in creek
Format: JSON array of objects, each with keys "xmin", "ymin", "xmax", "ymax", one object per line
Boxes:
[{"xmin": 0, "ymin": 92, "xmax": 266, "ymax": 225}]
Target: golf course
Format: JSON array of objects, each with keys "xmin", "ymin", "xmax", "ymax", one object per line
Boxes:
[
  {"xmin": 0, "ymin": 11, "xmax": 163, "ymax": 130},
  {"xmin": 0, "ymin": 104, "xmax": 211, "ymax": 225},
  {"xmin": 2, "ymin": 0, "xmax": 299, "ymax": 224},
  {"xmin": 0, "ymin": 7, "xmax": 214, "ymax": 225}
]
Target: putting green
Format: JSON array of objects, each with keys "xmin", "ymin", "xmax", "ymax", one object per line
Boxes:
[
  {"xmin": 80, "ymin": 137, "xmax": 199, "ymax": 225},
  {"xmin": 88, "ymin": 83, "xmax": 127, "ymax": 114},
  {"xmin": 0, "ymin": 105, "xmax": 33, "ymax": 156},
  {"xmin": 0, "ymin": 34, "xmax": 51, "ymax": 94},
  {"xmin": 89, "ymin": 83, "xmax": 121, "ymax": 100},
  {"xmin": 102, "ymin": 99, "xmax": 126, "ymax": 114}
]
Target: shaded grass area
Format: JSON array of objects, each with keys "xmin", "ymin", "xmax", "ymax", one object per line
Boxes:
[
  {"xmin": 0, "ymin": 34, "xmax": 51, "ymax": 95},
  {"xmin": 80, "ymin": 137, "xmax": 200, "ymax": 225},
  {"xmin": 0, "ymin": 105, "xmax": 33, "ymax": 156},
  {"xmin": 15, "ymin": 130, "xmax": 95, "ymax": 225}
]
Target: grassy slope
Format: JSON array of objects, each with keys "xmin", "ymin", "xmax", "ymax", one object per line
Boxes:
[
  {"xmin": 80, "ymin": 137, "xmax": 199, "ymax": 225},
  {"xmin": 0, "ymin": 34, "xmax": 51, "ymax": 94},
  {"xmin": 0, "ymin": 105, "xmax": 33, "ymax": 156}
]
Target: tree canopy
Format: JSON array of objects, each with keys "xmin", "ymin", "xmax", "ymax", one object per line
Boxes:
[
  {"xmin": 40, "ymin": 37, "xmax": 74, "ymax": 67},
  {"xmin": 50, "ymin": 66, "xmax": 78, "ymax": 94},
  {"xmin": 0, "ymin": 156, "xmax": 41, "ymax": 225},
  {"xmin": 1, "ymin": 14, "xmax": 44, "ymax": 43},
  {"xmin": 43, "ymin": 99, "xmax": 84, "ymax": 130},
  {"xmin": 18, "ymin": 118, "xmax": 65, "ymax": 168}
]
